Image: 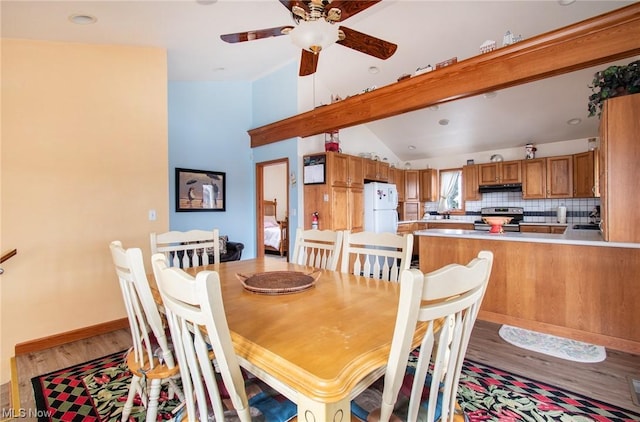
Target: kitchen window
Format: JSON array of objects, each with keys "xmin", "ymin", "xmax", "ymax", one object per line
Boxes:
[{"xmin": 438, "ymin": 168, "xmax": 464, "ymax": 214}]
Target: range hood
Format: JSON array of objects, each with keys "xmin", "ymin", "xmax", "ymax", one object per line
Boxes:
[{"xmin": 478, "ymin": 183, "xmax": 523, "ymax": 193}]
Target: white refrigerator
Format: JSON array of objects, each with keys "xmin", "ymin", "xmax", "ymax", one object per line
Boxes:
[{"xmin": 364, "ymin": 182, "xmax": 399, "ymax": 233}]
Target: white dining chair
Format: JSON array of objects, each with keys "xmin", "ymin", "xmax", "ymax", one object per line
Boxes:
[
  {"xmin": 150, "ymin": 253, "xmax": 297, "ymax": 422},
  {"xmin": 150, "ymin": 228, "xmax": 220, "ymax": 268},
  {"xmin": 341, "ymin": 231, "xmax": 413, "ymax": 282},
  {"xmin": 351, "ymin": 251, "xmax": 494, "ymax": 422},
  {"xmin": 291, "ymin": 228, "xmax": 344, "ymax": 271},
  {"xmin": 109, "ymin": 241, "xmax": 183, "ymax": 422}
]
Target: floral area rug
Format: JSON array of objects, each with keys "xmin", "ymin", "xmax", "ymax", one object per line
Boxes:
[
  {"xmin": 31, "ymin": 350, "xmax": 181, "ymax": 421},
  {"xmin": 32, "ymin": 350, "xmax": 640, "ymax": 421},
  {"xmin": 498, "ymin": 324, "xmax": 607, "ymax": 363},
  {"xmin": 458, "ymin": 359, "xmax": 640, "ymax": 421}
]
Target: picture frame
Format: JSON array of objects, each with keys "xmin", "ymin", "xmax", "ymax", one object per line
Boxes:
[{"xmin": 175, "ymin": 168, "xmax": 225, "ymax": 212}]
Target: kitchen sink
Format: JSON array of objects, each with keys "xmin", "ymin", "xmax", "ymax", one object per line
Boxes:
[{"xmin": 572, "ymin": 224, "xmax": 600, "ymax": 230}]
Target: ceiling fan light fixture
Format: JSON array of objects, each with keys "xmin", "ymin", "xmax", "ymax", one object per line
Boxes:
[{"xmin": 289, "ymin": 19, "xmax": 339, "ymax": 54}]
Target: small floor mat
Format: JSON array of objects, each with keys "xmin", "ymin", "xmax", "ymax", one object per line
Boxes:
[{"xmin": 498, "ymin": 324, "xmax": 606, "ymax": 363}]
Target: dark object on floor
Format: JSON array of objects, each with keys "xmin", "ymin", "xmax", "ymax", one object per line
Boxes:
[{"xmin": 220, "ymin": 241, "xmax": 244, "ymax": 262}]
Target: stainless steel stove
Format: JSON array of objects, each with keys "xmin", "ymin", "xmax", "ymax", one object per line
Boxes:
[{"xmin": 473, "ymin": 207, "xmax": 524, "ymax": 232}]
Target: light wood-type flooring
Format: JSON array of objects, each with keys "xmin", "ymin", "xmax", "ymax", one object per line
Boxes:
[{"xmin": 2, "ymin": 320, "xmax": 640, "ymax": 418}]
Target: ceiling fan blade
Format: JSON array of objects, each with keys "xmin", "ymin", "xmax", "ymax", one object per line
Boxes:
[
  {"xmin": 220, "ymin": 26, "xmax": 293, "ymax": 43},
  {"xmin": 337, "ymin": 26, "xmax": 397, "ymax": 60},
  {"xmin": 299, "ymin": 50, "xmax": 319, "ymax": 76},
  {"xmin": 327, "ymin": 1, "xmax": 381, "ymax": 21}
]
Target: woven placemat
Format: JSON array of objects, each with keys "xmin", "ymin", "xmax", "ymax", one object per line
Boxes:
[{"xmin": 236, "ymin": 270, "xmax": 320, "ymax": 295}]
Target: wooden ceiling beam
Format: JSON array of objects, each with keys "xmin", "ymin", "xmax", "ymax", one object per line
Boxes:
[{"xmin": 249, "ymin": 3, "xmax": 640, "ymax": 147}]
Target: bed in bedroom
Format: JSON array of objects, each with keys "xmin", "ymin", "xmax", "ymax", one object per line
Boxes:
[{"xmin": 263, "ymin": 199, "xmax": 288, "ymax": 256}]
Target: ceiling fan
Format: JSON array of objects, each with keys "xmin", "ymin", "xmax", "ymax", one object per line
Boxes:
[{"xmin": 220, "ymin": 0, "xmax": 397, "ymax": 76}]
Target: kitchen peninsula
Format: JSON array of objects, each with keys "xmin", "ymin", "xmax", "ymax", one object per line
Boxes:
[{"xmin": 416, "ymin": 228, "xmax": 640, "ymax": 354}]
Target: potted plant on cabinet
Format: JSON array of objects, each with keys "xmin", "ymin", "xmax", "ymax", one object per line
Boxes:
[{"xmin": 588, "ymin": 59, "xmax": 640, "ymax": 117}]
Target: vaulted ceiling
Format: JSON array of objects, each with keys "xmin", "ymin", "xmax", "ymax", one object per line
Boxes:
[{"xmin": 3, "ymin": 0, "xmax": 637, "ymax": 160}]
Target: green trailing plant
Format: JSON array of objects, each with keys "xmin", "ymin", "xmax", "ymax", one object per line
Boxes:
[{"xmin": 588, "ymin": 59, "xmax": 640, "ymax": 117}]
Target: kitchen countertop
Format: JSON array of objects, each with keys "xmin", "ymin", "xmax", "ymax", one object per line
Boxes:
[
  {"xmin": 414, "ymin": 228, "xmax": 640, "ymax": 249},
  {"xmin": 399, "ymin": 218, "xmax": 570, "ymax": 226}
]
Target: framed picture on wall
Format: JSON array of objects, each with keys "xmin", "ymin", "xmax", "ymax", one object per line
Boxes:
[{"xmin": 175, "ymin": 168, "xmax": 226, "ymax": 212}]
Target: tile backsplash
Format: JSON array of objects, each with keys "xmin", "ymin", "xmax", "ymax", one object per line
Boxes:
[{"xmin": 424, "ymin": 192, "xmax": 601, "ymax": 224}]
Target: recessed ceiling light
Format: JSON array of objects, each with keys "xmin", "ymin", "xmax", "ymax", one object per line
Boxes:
[
  {"xmin": 212, "ymin": 67, "xmax": 226, "ymax": 72},
  {"xmin": 483, "ymin": 91, "xmax": 498, "ymax": 99},
  {"xmin": 429, "ymin": 105, "xmax": 439, "ymax": 111},
  {"xmin": 567, "ymin": 118, "xmax": 582, "ymax": 125},
  {"xmin": 558, "ymin": 0, "xmax": 576, "ymax": 6},
  {"xmin": 68, "ymin": 13, "xmax": 97, "ymax": 25},
  {"xmin": 196, "ymin": 0, "xmax": 218, "ymax": 4},
  {"xmin": 408, "ymin": 145, "xmax": 416, "ymax": 150},
  {"xmin": 368, "ymin": 66, "xmax": 379, "ymax": 74},
  {"xmin": 438, "ymin": 119, "xmax": 449, "ymax": 126}
]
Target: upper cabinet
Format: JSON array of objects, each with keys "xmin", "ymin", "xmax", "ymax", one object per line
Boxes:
[
  {"xmin": 546, "ymin": 155, "xmax": 573, "ymax": 198},
  {"xmin": 573, "ymin": 150, "xmax": 599, "ymax": 198},
  {"xmin": 478, "ymin": 160, "xmax": 521, "ymax": 185},
  {"xmin": 599, "ymin": 93, "xmax": 640, "ymax": 243},
  {"xmin": 419, "ymin": 169, "xmax": 438, "ymax": 202},
  {"xmin": 523, "ymin": 153, "xmax": 600, "ymax": 199},
  {"xmin": 388, "ymin": 168, "xmax": 405, "ymax": 202},
  {"xmin": 522, "ymin": 158, "xmax": 547, "ymax": 199},
  {"xmin": 462, "ymin": 165, "xmax": 481, "ymax": 201},
  {"xmin": 405, "ymin": 170, "xmax": 420, "ymax": 202},
  {"xmin": 364, "ymin": 160, "xmax": 389, "ymax": 182},
  {"xmin": 326, "ymin": 152, "xmax": 364, "ymax": 189}
]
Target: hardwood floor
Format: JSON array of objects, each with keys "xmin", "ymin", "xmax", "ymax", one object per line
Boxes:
[{"xmin": 3, "ymin": 320, "xmax": 640, "ymax": 416}]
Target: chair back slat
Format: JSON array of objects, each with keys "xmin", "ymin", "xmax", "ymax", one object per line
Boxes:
[
  {"xmin": 151, "ymin": 229, "xmax": 220, "ymax": 268},
  {"xmin": 341, "ymin": 231, "xmax": 413, "ymax": 282},
  {"xmin": 292, "ymin": 228, "xmax": 343, "ymax": 271}
]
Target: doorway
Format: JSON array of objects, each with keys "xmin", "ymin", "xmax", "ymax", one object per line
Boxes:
[{"xmin": 256, "ymin": 158, "xmax": 289, "ymax": 260}]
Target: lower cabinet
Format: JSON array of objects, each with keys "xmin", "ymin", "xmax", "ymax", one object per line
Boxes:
[
  {"xmin": 401, "ymin": 202, "xmax": 421, "ymax": 221},
  {"xmin": 520, "ymin": 224, "xmax": 566, "ymax": 234}
]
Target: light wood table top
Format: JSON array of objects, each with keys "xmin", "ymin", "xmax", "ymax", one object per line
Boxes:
[{"xmin": 166, "ymin": 258, "xmax": 425, "ymax": 420}]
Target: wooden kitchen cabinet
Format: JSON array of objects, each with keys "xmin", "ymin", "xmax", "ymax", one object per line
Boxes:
[
  {"xmin": 397, "ymin": 222, "xmax": 419, "ymax": 257},
  {"xmin": 599, "ymin": 93, "xmax": 640, "ymax": 243},
  {"xmin": 462, "ymin": 165, "xmax": 481, "ymax": 201},
  {"xmin": 428, "ymin": 222, "xmax": 474, "ymax": 230},
  {"xmin": 402, "ymin": 202, "xmax": 421, "ymax": 221},
  {"xmin": 326, "ymin": 152, "xmax": 364, "ymax": 189},
  {"xmin": 478, "ymin": 160, "xmax": 522, "ymax": 185},
  {"xmin": 419, "ymin": 169, "xmax": 438, "ymax": 202},
  {"xmin": 573, "ymin": 150, "xmax": 599, "ymax": 198},
  {"xmin": 404, "ymin": 170, "xmax": 419, "ymax": 202},
  {"xmin": 522, "ymin": 156, "xmax": 573, "ymax": 199},
  {"xmin": 520, "ymin": 224, "xmax": 566, "ymax": 234},
  {"xmin": 522, "ymin": 158, "xmax": 546, "ymax": 199},
  {"xmin": 388, "ymin": 168, "xmax": 405, "ymax": 202},
  {"xmin": 303, "ymin": 152, "xmax": 364, "ymax": 232},
  {"xmin": 546, "ymin": 155, "xmax": 573, "ymax": 198},
  {"xmin": 364, "ymin": 159, "xmax": 389, "ymax": 182}
]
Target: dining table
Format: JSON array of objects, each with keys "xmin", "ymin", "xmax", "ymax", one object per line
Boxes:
[{"xmin": 153, "ymin": 257, "xmax": 428, "ymax": 421}]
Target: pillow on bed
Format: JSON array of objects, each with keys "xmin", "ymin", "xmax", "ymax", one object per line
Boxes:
[{"xmin": 264, "ymin": 215, "xmax": 279, "ymax": 228}]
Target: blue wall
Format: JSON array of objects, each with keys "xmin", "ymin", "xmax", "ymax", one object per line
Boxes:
[
  {"xmin": 168, "ymin": 81, "xmax": 256, "ymax": 253},
  {"xmin": 168, "ymin": 62, "xmax": 299, "ymax": 258},
  {"xmin": 252, "ymin": 62, "xmax": 301, "ymax": 249}
]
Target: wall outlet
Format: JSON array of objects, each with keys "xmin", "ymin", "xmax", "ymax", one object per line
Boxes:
[{"xmin": 148, "ymin": 209, "xmax": 157, "ymax": 221}]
